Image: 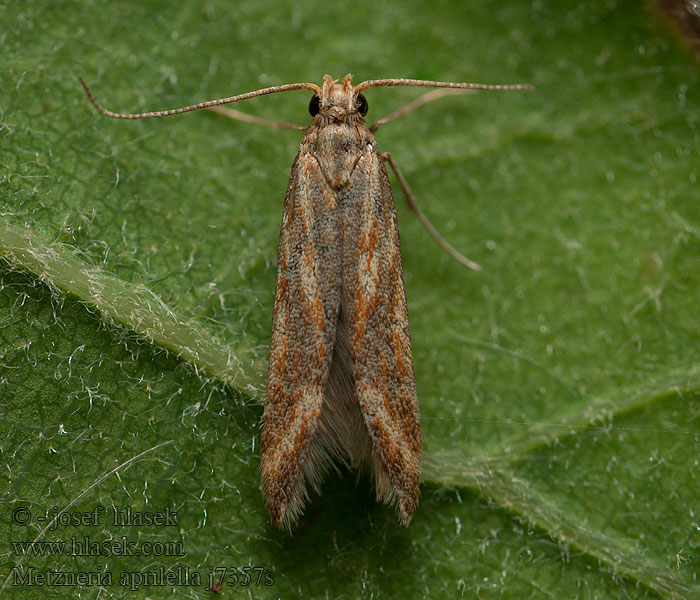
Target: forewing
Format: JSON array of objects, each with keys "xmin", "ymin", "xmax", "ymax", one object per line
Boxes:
[
  {"xmin": 261, "ymin": 144, "xmax": 342, "ymax": 529},
  {"xmin": 341, "ymin": 148, "xmax": 422, "ymax": 524}
]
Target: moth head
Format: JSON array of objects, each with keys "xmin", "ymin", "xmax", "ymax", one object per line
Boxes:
[{"xmin": 309, "ymin": 74, "xmax": 368, "ymax": 124}]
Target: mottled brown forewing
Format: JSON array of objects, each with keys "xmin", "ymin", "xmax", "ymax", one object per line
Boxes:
[
  {"xmin": 261, "ymin": 137, "xmax": 343, "ymax": 529},
  {"xmin": 341, "ymin": 146, "xmax": 422, "ymax": 524}
]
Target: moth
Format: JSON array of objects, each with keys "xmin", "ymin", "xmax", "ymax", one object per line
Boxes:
[{"xmin": 80, "ymin": 73, "xmax": 531, "ymax": 530}]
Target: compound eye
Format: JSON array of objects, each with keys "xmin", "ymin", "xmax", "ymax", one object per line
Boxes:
[
  {"xmin": 308, "ymin": 94, "xmax": 320, "ymax": 116},
  {"xmin": 356, "ymin": 93, "xmax": 368, "ymax": 116}
]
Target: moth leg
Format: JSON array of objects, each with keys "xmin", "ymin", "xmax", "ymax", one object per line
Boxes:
[
  {"xmin": 369, "ymin": 89, "xmax": 467, "ymax": 132},
  {"xmin": 380, "ymin": 151, "xmax": 482, "ymax": 271},
  {"xmin": 207, "ymin": 106, "xmax": 307, "ymax": 130}
]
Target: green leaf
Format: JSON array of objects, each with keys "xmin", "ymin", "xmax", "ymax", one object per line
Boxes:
[{"xmin": 2, "ymin": 1, "xmax": 699, "ymax": 598}]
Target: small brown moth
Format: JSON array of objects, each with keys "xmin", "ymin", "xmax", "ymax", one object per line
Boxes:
[{"xmin": 80, "ymin": 73, "xmax": 531, "ymax": 530}]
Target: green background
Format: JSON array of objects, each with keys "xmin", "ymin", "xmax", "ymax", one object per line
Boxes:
[{"xmin": 2, "ymin": 0, "xmax": 699, "ymax": 598}]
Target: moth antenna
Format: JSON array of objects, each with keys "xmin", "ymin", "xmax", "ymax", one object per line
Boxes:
[
  {"xmin": 355, "ymin": 78, "xmax": 533, "ymax": 93},
  {"xmin": 78, "ymin": 76, "xmax": 321, "ymax": 120}
]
